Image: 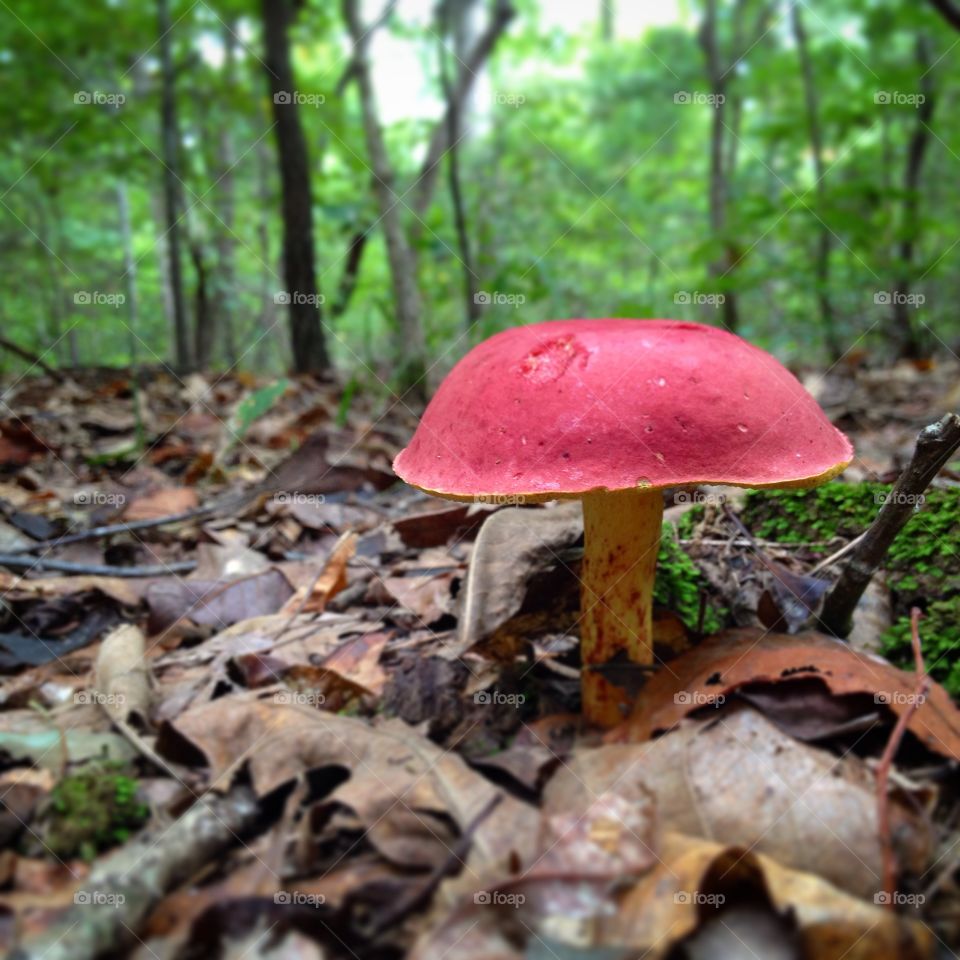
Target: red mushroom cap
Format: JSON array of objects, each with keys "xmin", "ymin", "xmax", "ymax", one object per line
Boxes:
[{"xmin": 394, "ymin": 319, "xmax": 853, "ymax": 499}]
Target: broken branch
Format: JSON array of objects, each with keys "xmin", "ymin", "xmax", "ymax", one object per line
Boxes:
[{"xmin": 820, "ymin": 413, "xmax": 960, "ymax": 637}]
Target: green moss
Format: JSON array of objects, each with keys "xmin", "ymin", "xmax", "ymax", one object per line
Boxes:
[
  {"xmin": 742, "ymin": 483, "xmax": 960, "ymax": 695},
  {"xmin": 655, "ymin": 519, "xmax": 726, "ymax": 635},
  {"xmin": 40, "ymin": 762, "xmax": 148, "ymax": 861}
]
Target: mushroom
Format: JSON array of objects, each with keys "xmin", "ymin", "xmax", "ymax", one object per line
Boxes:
[{"xmin": 393, "ymin": 319, "xmax": 853, "ymax": 726}]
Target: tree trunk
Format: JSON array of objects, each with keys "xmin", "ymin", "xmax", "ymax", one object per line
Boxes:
[
  {"xmin": 261, "ymin": 0, "xmax": 329, "ymax": 375},
  {"xmin": 158, "ymin": 0, "xmax": 192, "ymax": 372},
  {"xmin": 342, "ymin": 0, "xmax": 426, "ymax": 394},
  {"xmin": 215, "ymin": 21, "xmax": 239, "ymax": 367},
  {"xmin": 699, "ymin": 0, "xmax": 739, "ymax": 330},
  {"xmin": 893, "ymin": 36, "xmax": 935, "ymax": 359},
  {"xmin": 116, "ymin": 182, "xmax": 140, "ymax": 366},
  {"xmin": 439, "ymin": 0, "xmax": 481, "ymax": 330},
  {"xmin": 791, "ymin": 3, "xmax": 841, "ymax": 361},
  {"xmin": 600, "ymin": 0, "xmax": 614, "ymax": 42}
]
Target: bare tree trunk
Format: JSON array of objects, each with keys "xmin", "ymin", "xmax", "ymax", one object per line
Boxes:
[
  {"xmin": 261, "ymin": 0, "xmax": 330, "ymax": 375},
  {"xmin": 408, "ymin": 0, "xmax": 515, "ymax": 241},
  {"xmin": 216, "ymin": 21, "xmax": 239, "ymax": 368},
  {"xmin": 600, "ymin": 0, "xmax": 614, "ymax": 42},
  {"xmin": 158, "ymin": 0, "xmax": 192, "ymax": 372},
  {"xmin": 791, "ymin": 2, "xmax": 841, "ymax": 362},
  {"xmin": 698, "ymin": 0, "xmax": 772, "ymax": 333},
  {"xmin": 439, "ymin": 0, "xmax": 481, "ymax": 330},
  {"xmin": 699, "ymin": 0, "xmax": 739, "ymax": 330},
  {"xmin": 116, "ymin": 182, "xmax": 139, "ymax": 366},
  {"xmin": 893, "ymin": 36, "xmax": 935, "ymax": 359},
  {"xmin": 253, "ymin": 138, "xmax": 280, "ymax": 369},
  {"xmin": 342, "ymin": 0, "xmax": 426, "ymax": 394}
]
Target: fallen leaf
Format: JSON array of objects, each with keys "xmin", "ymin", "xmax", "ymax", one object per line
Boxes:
[
  {"xmin": 618, "ymin": 628, "xmax": 960, "ymax": 760},
  {"xmin": 146, "ymin": 569, "xmax": 294, "ymax": 633},
  {"xmin": 455, "ymin": 502, "xmax": 582, "ymax": 656},
  {"xmin": 94, "ymin": 623, "xmax": 150, "ymax": 725},
  {"xmin": 161, "ymin": 694, "xmax": 539, "ymax": 874},
  {"xmin": 279, "ymin": 532, "xmax": 356, "ymax": 616},
  {"xmin": 554, "ymin": 706, "xmax": 931, "ymax": 898},
  {"xmin": 124, "ymin": 486, "xmax": 199, "ymax": 522}
]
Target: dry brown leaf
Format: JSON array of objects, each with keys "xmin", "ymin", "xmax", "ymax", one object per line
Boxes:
[
  {"xmin": 0, "ymin": 572, "xmax": 143, "ymax": 607},
  {"xmin": 94, "ymin": 623, "xmax": 150, "ymax": 725},
  {"xmin": 124, "ymin": 486, "xmax": 199, "ymax": 521},
  {"xmin": 161, "ymin": 694, "xmax": 538, "ymax": 874},
  {"xmin": 411, "ymin": 830, "xmax": 931, "ymax": 960},
  {"xmin": 618, "ymin": 628, "xmax": 960, "ymax": 760},
  {"xmin": 146, "ymin": 569, "xmax": 294, "ymax": 633},
  {"xmin": 550, "ymin": 706, "xmax": 931, "ymax": 899},
  {"xmin": 279, "ymin": 532, "xmax": 356, "ymax": 616},
  {"xmin": 454, "ymin": 502, "xmax": 582, "ymax": 656}
]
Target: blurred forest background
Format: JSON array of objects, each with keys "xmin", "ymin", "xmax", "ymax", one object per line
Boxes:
[{"xmin": 2, "ymin": 0, "xmax": 958, "ymax": 392}]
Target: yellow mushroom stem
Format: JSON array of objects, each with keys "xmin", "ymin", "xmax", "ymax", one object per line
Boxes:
[{"xmin": 580, "ymin": 487, "xmax": 664, "ymax": 727}]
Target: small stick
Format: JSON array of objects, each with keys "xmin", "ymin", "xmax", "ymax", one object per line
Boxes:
[
  {"xmin": 10, "ymin": 787, "xmax": 260, "ymax": 960},
  {"xmin": 0, "ymin": 555, "xmax": 196, "ymax": 577},
  {"xmin": 808, "ymin": 530, "xmax": 868, "ymax": 575},
  {"xmin": 876, "ymin": 607, "xmax": 931, "ymax": 909},
  {"xmin": 821, "ymin": 413, "xmax": 960, "ymax": 637},
  {"xmin": 365, "ymin": 793, "xmax": 503, "ymax": 937},
  {"xmin": 6, "ymin": 499, "xmax": 237, "ymax": 556}
]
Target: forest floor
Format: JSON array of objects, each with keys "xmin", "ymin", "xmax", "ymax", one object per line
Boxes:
[{"xmin": 0, "ymin": 360, "xmax": 959, "ymax": 959}]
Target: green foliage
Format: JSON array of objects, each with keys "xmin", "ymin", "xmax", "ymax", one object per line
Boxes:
[
  {"xmin": 743, "ymin": 483, "xmax": 960, "ymax": 694},
  {"xmin": 655, "ymin": 520, "xmax": 726, "ymax": 635},
  {"xmin": 234, "ymin": 378, "xmax": 291, "ymax": 438},
  {"xmin": 40, "ymin": 762, "xmax": 148, "ymax": 861}
]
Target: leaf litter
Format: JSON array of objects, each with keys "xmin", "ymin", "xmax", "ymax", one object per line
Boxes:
[{"xmin": 0, "ymin": 366, "xmax": 956, "ymax": 958}]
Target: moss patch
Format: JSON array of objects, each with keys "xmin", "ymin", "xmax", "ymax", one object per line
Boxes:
[
  {"xmin": 39, "ymin": 762, "xmax": 148, "ymax": 861},
  {"xmin": 655, "ymin": 519, "xmax": 726, "ymax": 635},
  {"xmin": 742, "ymin": 482, "xmax": 960, "ymax": 695}
]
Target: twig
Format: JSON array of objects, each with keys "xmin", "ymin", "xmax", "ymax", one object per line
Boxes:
[
  {"xmin": 808, "ymin": 530, "xmax": 868, "ymax": 575},
  {"xmin": 365, "ymin": 793, "xmax": 503, "ymax": 937},
  {"xmin": 10, "ymin": 787, "xmax": 260, "ymax": 960},
  {"xmin": 0, "ymin": 555, "xmax": 196, "ymax": 577},
  {"xmin": 876, "ymin": 607, "xmax": 931, "ymax": 909},
  {"xmin": 0, "ymin": 335, "xmax": 59, "ymax": 377},
  {"xmin": 820, "ymin": 413, "xmax": 960, "ymax": 637},
  {"xmin": 7, "ymin": 499, "xmax": 234, "ymax": 555}
]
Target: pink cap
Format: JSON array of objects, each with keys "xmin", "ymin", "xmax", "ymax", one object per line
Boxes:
[{"xmin": 394, "ymin": 319, "xmax": 853, "ymax": 498}]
